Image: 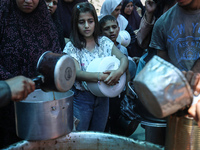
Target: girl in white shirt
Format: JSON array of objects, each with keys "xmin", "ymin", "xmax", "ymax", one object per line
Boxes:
[{"xmin": 63, "ymin": 2, "xmax": 128, "ymax": 131}]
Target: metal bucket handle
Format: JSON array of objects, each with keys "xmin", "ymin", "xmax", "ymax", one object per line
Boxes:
[{"xmin": 128, "ymin": 81, "xmax": 138, "ymax": 99}]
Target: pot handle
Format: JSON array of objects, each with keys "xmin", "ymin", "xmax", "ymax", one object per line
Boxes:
[
  {"xmin": 128, "ymin": 81, "xmax": 138, "ymax": 99},
  {"xmin": 32, "ymin": 75, "xmax": 44, "ymax": 88}
]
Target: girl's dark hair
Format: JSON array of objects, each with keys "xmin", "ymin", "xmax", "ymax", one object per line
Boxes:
[{"xmin": 70, "ymin": 2, "xmax": 100, "ymax": 50}]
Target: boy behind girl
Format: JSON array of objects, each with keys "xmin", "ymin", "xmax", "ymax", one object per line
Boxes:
[
  {"xmin": 99, "ymin": 15, "xmax": 128, "ymax": 56},
  {"xmin": 99, "ymin": 15, "xmax": 136, "ymax": 81},
  {"xmin": 99, "ymin": 15, "xmax": 137, "ymax": 135}
]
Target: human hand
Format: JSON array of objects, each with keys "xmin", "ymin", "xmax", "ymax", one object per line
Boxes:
[
  {"xmin": 132, "ymin": 57, "xmax": 140, "ymax": 64},
  {"xmin": 183, "ymin": 70, "xmax": 200, "ymax": 127},
  {"xmin": 188, "ymin": 100, "xmax": 200, "ymax": 127},
  {"xmin": 103, "ymin": 70, "xmax": 123, "ymax": 86},
  {"xmin": 5, "ymin": 76, "xmax": 35, "ymax": 102},
  {"xmin": 145, "ymin": 0, "xmax": 157, "ymax": 14},
  {"xmin": 182, "ymin": 71, "xmax": 200, "ymax": 96},
  {"xmin": 98, "ymin": 72, "xmax": 109, "ymax": 81}
]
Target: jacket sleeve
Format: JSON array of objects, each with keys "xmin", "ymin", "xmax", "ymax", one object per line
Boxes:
[
  {"xmin": 0, "ymin": 81, "xmax": 11, "ymax": 107},
  {"xmin": 137, "ymin": 14, "xmax": 156, "ymax": 49}
]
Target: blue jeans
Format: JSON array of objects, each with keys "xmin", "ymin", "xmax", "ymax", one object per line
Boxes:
[
  {"xmin": 136, "ymin": 52, "xmax": 148, "ymax": 76},
  {"xmin": 72, "ymin": 88, "xmax": 109, "ymax": 132},
  {"xmin": 128, "ymin": 59, "xmax": 137, "ymax": 80}
]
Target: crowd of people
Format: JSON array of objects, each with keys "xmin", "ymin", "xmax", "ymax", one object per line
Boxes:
[{"xmin": 1, "ymin": 0, "xmax": 200, "ymax": 148}]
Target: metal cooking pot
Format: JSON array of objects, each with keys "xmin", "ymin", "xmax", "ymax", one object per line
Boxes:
[
  {"xmin": 33, "ymin": 51, "xmax": 76, "ymax": 92},
  {"xmin": 6, "ymin": 132, "xmax": 163, "ymax": 150},
  {"xmin": 14, "ymin": 89, "xmax": 74, "ymax": 140},
  {"xmin": 133, "ymin": 55, "xmax": 193, "ymax": 118},
  {"xmin": 165, "ymin": 114, "xmax": 200, "ymax": 150},
  {"xmin": 128, "ymin": 81, "xmax": 166, "ymax": 123}
]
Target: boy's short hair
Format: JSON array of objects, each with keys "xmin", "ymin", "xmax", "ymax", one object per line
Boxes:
[{"xmin": 99, "ymin": 15, "xmax": 119, "ymax": 34}]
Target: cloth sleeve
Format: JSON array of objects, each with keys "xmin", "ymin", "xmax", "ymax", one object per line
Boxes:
[
  {"xmin": 149, "ymin": 19, "xmax": 166, "ymax": 51},
  {"xmin": 0, "ymin": 6, "xmax": 14, "ymax": 80},
  {"xmin": 100, "ymin": 36, "xmax": 114, "ymax": 56},
  {"xmin": 0, "ymin": 81, "xmax": 11, "ymax": 107},
  {"xmin": 63, "ymin": 42, "xmax": 81, "ymax": 64},
  {"xmin": 137, "ymin": 14, "xmax": 156, "ymax": 49}
]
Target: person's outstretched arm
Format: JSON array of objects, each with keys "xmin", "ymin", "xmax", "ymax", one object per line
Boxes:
[{"xmin": 0, "ymin": 76, "xmax": 35, "ymax": 107}]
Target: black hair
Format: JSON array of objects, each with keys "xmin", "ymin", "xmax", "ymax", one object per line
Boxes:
[
  {"xmin": 70, "ymin": 2, "xmax": 100, "ymax": 50},
  {"xmin": 99, "ymin": 15, "xmax": 118, "ymax": 35},
  {"xmin": 154, "ymin": 0, "xmax": 176, "ymax": 19}
]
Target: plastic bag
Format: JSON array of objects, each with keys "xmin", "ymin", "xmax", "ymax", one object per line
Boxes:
[{"xmin": 120, "ymin": 92, "xmax": 140, "ymax": 121}]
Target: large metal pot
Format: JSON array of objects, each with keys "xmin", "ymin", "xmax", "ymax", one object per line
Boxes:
[
  {"xmin": 133, "ymin": 55, "xmax": 193, "ymax": 118},
  {"xmin": 14, "ymin": 89, "xmax": 74, "ymax": 140},
  {"xmin": 5, "ymin": 132, "xmax": 163, "ymax": 150},
  {"xmin": 165, "ymin": 114, "xmax": 200, "ymax": 150},
  {"xmin": 128, "ymin": 81, "xmax": 166, "ymax": 123},
  {"xmin": 33, "ymin": 51, "xmax": 76, "ymax": 92}
]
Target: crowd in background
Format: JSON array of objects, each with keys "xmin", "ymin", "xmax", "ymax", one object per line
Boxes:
[{"xmin": 1, "ymin": 0, "xmax": 200, "ymax": 149}]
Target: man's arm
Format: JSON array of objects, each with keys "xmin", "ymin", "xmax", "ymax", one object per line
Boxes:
[
  {"xmin": 0, "ymin": 76, "xmax": 35, "ymax": 108},
  {"xmin": 183, "ymin": 59, "xmax": 200, "ymax": 127}
]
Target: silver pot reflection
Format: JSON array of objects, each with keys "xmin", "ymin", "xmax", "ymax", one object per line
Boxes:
[
  {"xmin": 165, "ymin": 114, "xmax": 200, "ymax": 150},
  {"xmin": 14, "ymin": 89, "xmax": 74, "ymax": 140},
  {"xmin": 133, "ymin": 55, "xmax": 193, "ymax": 118}
]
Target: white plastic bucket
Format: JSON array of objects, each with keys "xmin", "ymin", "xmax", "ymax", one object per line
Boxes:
[
  {"xmin": 116, "ymin": 30, "xmax": 131, "ymax": 47},
  {"xmin": 86, "ymin": 56, "xmax": 126, "ymax": 97}
]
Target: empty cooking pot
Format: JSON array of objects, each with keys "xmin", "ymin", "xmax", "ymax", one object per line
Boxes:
[
  {"xmin": 14, "ymin": 89, "xmax": 74, "ymax": 140},
  {"xmin": 128, "ymin": 81, "xmax": 167, "ymax": 123},
  {"xmin": 33, "ymin": 51, "xmax": 76, "ymax": 92},
  {"xmin": 133, "ymin": 55, "xmax": 193, "ymax": 118}
]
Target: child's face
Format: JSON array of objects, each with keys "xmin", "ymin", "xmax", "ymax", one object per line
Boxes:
[
  {"xmin": 102, "ymin": 20, "xmax": 119, "ymax": 43},
  {"xmin": 78, "ymin": 12, "xmax": 95, "ymax": 39}
]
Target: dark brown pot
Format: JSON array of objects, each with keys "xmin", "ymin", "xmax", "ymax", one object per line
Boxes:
[{"xmin": 33, "ymin": 51, "xmax": 76, "ymax": 92}]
